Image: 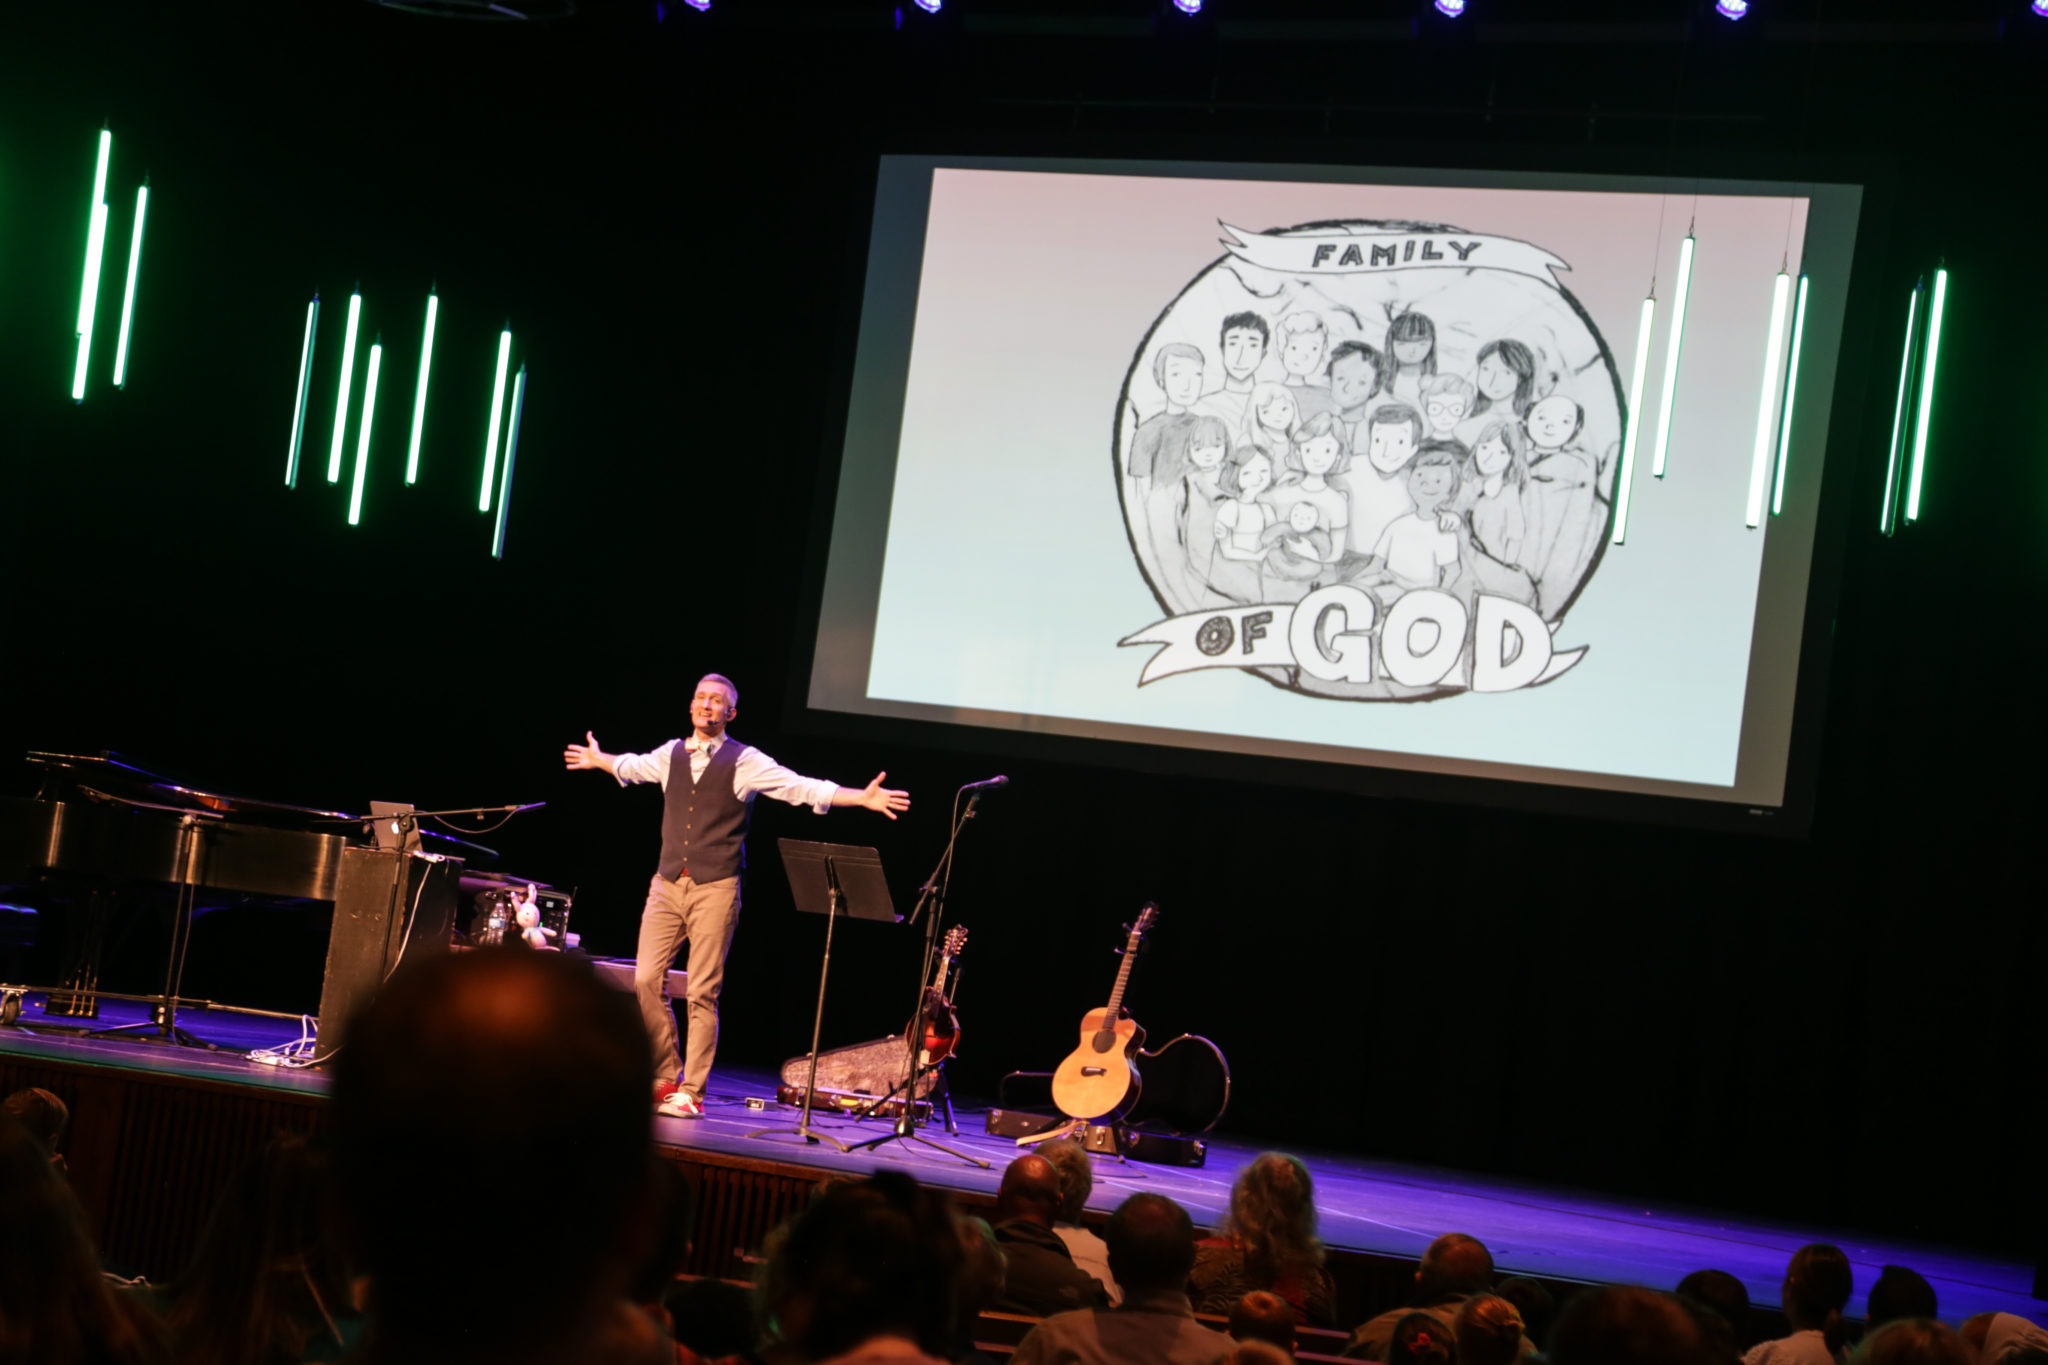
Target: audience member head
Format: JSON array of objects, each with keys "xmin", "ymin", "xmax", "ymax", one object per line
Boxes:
[
  {"xmin": 1416, "ymin": 1232, "xmax": 1496, "ymax": 1302},
  {"xmin": 995, "ymin": 1152, "xmax": 1065, "ymax": 1228},
  {"xmin": 662, "ymin": 1279, "xmax": 757, "ymax": 1360},
  {"xmin": 1389, "ymin": 1311, "xmax": 1455, "ymax": 1365},
  {"xmin": 1457, "ymin": 1293, "xmax": 1528, "ymax": 1365},
  {"xmin": 1867, "ymin": 1266, "xmax": 1939, "ymax": 1328},
  {"xmin": 331, "ymin": 948, "xmax": 657, "ymax": 1357},
  {"xmin": 628, "ymin": 1159, "xmax": 699, "ymax": 1305},
  {"xmin": 1855, "ymin": 1319, "xmax": 1973, "ymax": 1365},
  {"xmin": 1496, "ymin": 1277, "xmax": 1559, "ymax": 1351},
  {"xmin": 165, "ymin": 1131, "xmax": 354, "ymax": 1365},
  {"xmin": 957, "ymin": 1215, "xmax": 1007, "ymax": 1318},
  {"xmin": 772, "ymin": 1171, "xmax": 965, "ymax": 1359},
  {"xmin": 1229, "ymin": 1290, "xmax": 1297, "ymax": 1354},
  {"xmin": 1104, "ymin": 1193, "xmax": 1197, "ymax": 1297},
  {"xmin": 1224, "ymin": 1342, "xmax": 1296, "ymax": 1365},
  {"xmin": 0, "ymin": 1114, "xmax": 166, "ymax": 1365},
  {"xmin": 1224, "ymin": 1152, "xmax": 1325, "ymax": 1282},
  {"xmin": 1782, "ymin": 1243, "xmax": 1855, "ymax": 1356},
  {"xmin": 2, "ymin": 1087, "xmax": 69, "ymax": 1163},
  {"xmin": 1551, "ymin": 1285, "xmax": 1711, "ymax": 1365},
  {"xmin": 1038, "ymin": 1139, "xmax": 1095, "ymax": 1225},
  {"xmin": 1676, "ymin": 1270, "xmax": 1752, "ymax": 1353}
]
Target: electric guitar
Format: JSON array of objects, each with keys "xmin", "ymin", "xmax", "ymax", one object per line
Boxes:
[
  {"xmin": 909, "ymin": 926, "xmax": 967, "ymax": 1067},
  {"xmin": 1050, "ymin": 904, "xmax": 1158, "ymax": 1121}
]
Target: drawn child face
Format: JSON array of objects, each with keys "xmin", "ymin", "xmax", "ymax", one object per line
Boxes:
[
  {"xmin": 1365, "ymin": 420, "xmax": 1417, "ymax": 475},
  {"xmin": 1425, "ymin": 393, "xmax": 1468, "ymax": 434},
  {"xmin": 1329, "ymin": 352, "xmax": 1379, "ymax": 410},
  {"xmin": 1221, "ymin": 327, "xmax": 1266, "ymax": 382},
  {"xmin": 1297, "ymin": 433, "xmax": 1340, "ymax": 476},
  {"xmin": 1235, "ymin": 453, "xmax": 1274, "ymax": 498},
  {"xmin": 1473, "ymin": 435, "xmax": 1511, "ymax": 478},
  {"xmin": 1409, "ymin": 461, "xmax": 1457, "ymax": 512},
  {"xmin": 1393, "ymin": 337, "xmax": 1432, "ymax": 366},
  {"xmin": 1477, "ymin": 353, "xmax": 1520, "ymax": 403},
  {"xmin": 1188, "ymin": 437, "xmax": 1226, "ymax": 472},
  {"xmin": 1526, "ymin": 395, "xmax": 1582, "ymax": 451},
  {"xmin": 1161, "ymin": 354, "xmax": 1204, "ymax": 409},
  {"xmin": 1257, "ymin": 390, "xmax": 1298, "ymax": 434},
  {"xmin": 1288, "ymin": 501, "xmax": 1320, "ymax": 534},
  {"xmin": 1281, "ymin": 331, "xmax": 1324, "ymax": 378}
]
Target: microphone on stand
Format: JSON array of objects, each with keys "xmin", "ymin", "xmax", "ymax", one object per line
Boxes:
[{"xmin": 959, "ymin": 775, "xmax": 1010, "ymax": 792}]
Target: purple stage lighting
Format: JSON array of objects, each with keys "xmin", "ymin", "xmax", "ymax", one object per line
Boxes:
[
  {"xmin": 2035, "ymin": 0, "xmax": 2047, "ymax": 16},
  {"xmin": 1715, "ymin": 0, "xmax": 1749, "ymax": 17},
  {"xmin": 682, "ymin": 0, "xmax": 708, "ymax": 9},
  {"xmin": 1172, "ymin": 0, "xmax": 1201, "ymax": 13},
  {"xmin": 1435, "ymin": 0, "xmax": 1466, "ymax": 15},
  {"xmin": 914, "ymin": 0, "xmax": 941, "ymax": 10}
]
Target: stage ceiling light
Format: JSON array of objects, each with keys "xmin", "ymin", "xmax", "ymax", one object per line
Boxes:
[
  {"xmin": 1745, "ymin": 271, "xmax": 1792, "ymax": 529},
  {"xmin": 915, "ymin": 0, "xmax": 942, "ymax": 11},
  {"xmin": 111, "ymin": 183, "xmax": 149, "ymax": 389},
  {"xmin": 1771, "ymin": 274, "xmax": 1809, "ymax": 517},
  {"xmin": 2036, "ymin": 0, "xmax": 2048, "ymax": 17},
  {"xmin": 71, "ymin": 129, "xmax": 112, "ymax": 404},
  {"xmin": 1610, "ymin": 294, "xmax": 1657, "ymax": 545},
  {"xmin": 480, "ymin": 327, "xmax": 513, "ymax": 513},
  {"xmin": 1173, "ymin": 0, "xmax": 1201, "ymax": 14},
  {"xmin": 1651, "ymin": 233, "xmax": 1695, "ymax": 479},
  {"xmin": 328, "ymin": 290, "xmax": 363, "ymax": 484},
  {"xmin": 1880, "ymin": 282, "xmax": 1920, "ymax": 535},
  {"xmin": 1904, "ymin": 268, "xmax": 1947, "ymax": 524},
  {"xmin": 407, "ymin": 291, "xmax": 438, "ymax": 486},
  {"xmin": 287, "ymin": 295, "xmax": 320, "ymax": 488},
  {"xmin": 1435, "ymin": 0, "xmax": 1467, "ymax": 16},
  {"xmin": 349, "ymin": 341, "xmax": 384, "ymax": 527},
  {"xmin": 1715, "ymin": 0, "xmax": 1750, "ymax": 17},
  {"xmin": 493, "ymin": 364, "xmax": 528, "ymax": 560}
]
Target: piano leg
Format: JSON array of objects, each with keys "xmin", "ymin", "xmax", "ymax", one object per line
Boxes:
[
  {"xmin": 48, "ymin": 889, "xmax": 113, "ymax": 1019},
  {"xmin": 87, "ymin": 822, "xmax": 219, "ymax": 1050}
]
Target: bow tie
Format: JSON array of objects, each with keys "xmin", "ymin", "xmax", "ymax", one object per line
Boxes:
[{"xmin": 685, "ymin": 736, "xmax": 720, "ymax": 754}]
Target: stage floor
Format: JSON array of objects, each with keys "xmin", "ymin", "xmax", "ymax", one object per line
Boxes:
[{"xmin": 2, "ymin": 995, "xmax": 2039, "ymax": 1326}]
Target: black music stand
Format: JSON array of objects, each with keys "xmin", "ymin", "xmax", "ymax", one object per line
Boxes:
[{"xmin": 746, "ymin": 840, "xmax": 899, "ymax": 1152}]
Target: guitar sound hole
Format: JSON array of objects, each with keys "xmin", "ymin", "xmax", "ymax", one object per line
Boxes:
[
  {"xmin": 1081, "ymin": 1067, "xmax": 1105, "ymax": 1077},
  {"xmin": 1091, "ymin": 1030, "xmax": 1117, "ymax": 1053}
]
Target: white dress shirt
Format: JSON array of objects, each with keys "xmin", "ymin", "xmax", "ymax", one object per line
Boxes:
[{"xmin": 612, "ymin": 733, "xmax": 838, "ymax": 814}]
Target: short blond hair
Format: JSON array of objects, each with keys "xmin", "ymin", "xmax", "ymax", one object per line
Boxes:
[{"xmin": 697, "ymin": 674, "xmax": 738, "ymax": 707}]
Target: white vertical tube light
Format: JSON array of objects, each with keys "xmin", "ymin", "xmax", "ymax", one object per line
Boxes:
[
  {"xmin": 1650, "ymin": 233, "xmax": 1695, "ymax": 478},
  {"xmin": 1904, "ymin": 268, "xmax": 1947, "ymax": 524},
  {"xmin": 71, "ymin": 129, "xmax": 113, "ymax": 402},
  {"xmin": 348, "ymin": 341, "xmax": 384, "ymax": 526},
  {"xmin": 1770, "ymin": 274, "xmax": 1810, "ymax": 517},
  {"xmin": 286, "ymin": 295, "xmax": 321, "ymax": 488},
  {"xmin": 111, "ymin": 183, "xmax": 150, "ymax": 388},
  {"xmin": 1746, "ymin": 272, "xmax": 1793, "ymax": 528},
  {"xmin": 406, "ymin": 291, "xmax": 438, "ymax": 485},
  {"xmin": 479, "ymin": 327, "xmax": 513, "ymax": 512},
  {"xmin": 493, "ymin": 364, "xmax": 528, "ymax": 560},
  {"xmin": 327, "ymin": 290, "xmax": 363, "ymax": 484},
  {"xmin": 1610, "ymin": 295, "xmax": 1658, "ymax": 545},
  {"xmin": 1880, "ymin": 284, "xmax": 1920, "ymax": 535}
]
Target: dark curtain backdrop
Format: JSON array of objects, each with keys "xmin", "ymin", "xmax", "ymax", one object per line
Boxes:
[{"xmin": 1, "ymin": 0, "xmax": 2040, "ymax": 1261}]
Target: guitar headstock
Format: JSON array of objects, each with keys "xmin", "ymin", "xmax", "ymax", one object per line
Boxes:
[
  {"xmin": 1127, "ymin": 903, "xmax": 1159, "ymax": 939},
  {"xmin": 942, "ymin": 926, "xmax": 968, "ymax": 959}
]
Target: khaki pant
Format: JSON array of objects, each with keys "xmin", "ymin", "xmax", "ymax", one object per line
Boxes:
[{"xmin": 635, "ymin": 873, "xmax": 740, "ymax": 1096}]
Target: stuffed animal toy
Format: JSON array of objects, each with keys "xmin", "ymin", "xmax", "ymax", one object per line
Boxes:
[{"xmin": 512, "ymin": 884, "xmax": 557, "ymax": 950}]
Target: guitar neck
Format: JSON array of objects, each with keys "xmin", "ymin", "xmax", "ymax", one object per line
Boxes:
[{"xmin": 1102, "ymin": 929, "xmax": 1141, "ymax": 1020}]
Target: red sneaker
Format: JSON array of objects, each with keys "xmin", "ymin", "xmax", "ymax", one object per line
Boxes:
[
  {"xmin": 652, "ymin": 1080, "xmax": 680, "ymax": 1108},
  {"xmin": 656, "ymin": 1090, "xmax": 704, "ymax": 1120}
]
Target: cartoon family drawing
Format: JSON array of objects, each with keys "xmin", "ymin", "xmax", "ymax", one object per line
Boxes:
[{"xmin": 1117, "ymin": 218, "xmax": 1621, "ymax": 701}]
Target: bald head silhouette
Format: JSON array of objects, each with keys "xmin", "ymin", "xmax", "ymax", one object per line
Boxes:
[
  {"xmin": 1418, "ymin": 1232, "xmax": 1496, "ymax": 1301},
  {"xmin": 1106, "ymin": 1193, "xmax": 1197, "ymax": 1295},
  {"xmin": 996, "ymin": 1153, "xmax": 1065, "ymax": 1227}
]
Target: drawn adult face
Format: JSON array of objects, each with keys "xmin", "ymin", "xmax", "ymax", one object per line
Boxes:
[
  {"xmin": 1409, "ymin": 462, "xmax": 1456, "ymax": 511},
  {"xmin": 1425, "ymin": 394, "xmax": 1468, "ymax": 433},
  {"xmin": 1526, "ymin": 396, "xmax": 1581, "ymax": 450},
  {"xmin": 1330, "ymin": 353, "xmax": 1379, "ymax": 410},
  {"xmin": 1298, "ymin": 434, "xmax": 1340, "ymax": 476},
  {"xmin": 1477, "ymin": 353, "xmax": 1521, "ymax": 403},
  {"xmin": 1393, "ymin": 337, "xmax": 1432, "ymax": 366},
  {"xmin": 1188, "ymin": 438, "xmax": 1226, "ymax": 472},
  {"xmin": 1236, "ymin": 454, "xmax": 1273, "ymax": 497},
  {"xmin": 1473, "ymin": 435, "xmax": 1511, "ymax": 478},
  {"xmin": 1257, "ymin": 390, "xmax": 1298, "ymax": 434},
  {"xmin": 1289, "ymin": 502, "xmax": 1320, "ymax": 533},
  {"xmin": 1221, "ymin": 327, "xmax": 1266, "ymax": 382},
  {"xmin": 1161, "ymin": 354, "xmax": 1204, "ymax": 409},
  {"xmin": 1281, "ymin": 331, "xmax": 1324, "ymax": 378},
  {"xmin": 1366, "ymin": 421, "xmax": 1417, "ymax": 475}
]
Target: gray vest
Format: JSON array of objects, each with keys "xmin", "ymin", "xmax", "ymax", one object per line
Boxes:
[{"xmin": 657, "ymin": 737, "xmax": 752, "ymax": 883}]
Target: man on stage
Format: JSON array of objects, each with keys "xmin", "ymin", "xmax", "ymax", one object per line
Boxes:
[{"xmin": 564, "ymin": 673, "xmax": 909, "ymax": 1119}]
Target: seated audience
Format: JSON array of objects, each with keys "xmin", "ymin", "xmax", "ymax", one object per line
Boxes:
[
  {"xmin": 1223, "ymin": 1344, "xmax": 1295, "ymax": 1365},
  {"xmin": 1745, "ymin": 1245, "xmax": 1853, "ymax": 1365},
  {"xmin": 1550, "ymin": 1285, "xmax": 1713, "ymax": 1365},
  {"xmin": 1344, "ymin": 1232, "xmax": 1499, "ymax": 1359},
  {"xmin": 1677, "ymin": 1270, "xmax": 1754, "ymax": 1356},
  {"xmin": 956, "ymin": 1216, "xmax": 1009, "ymax": 1365},
  {"xmin": 629, "ymin": 1162, "xmax": 700, "ymax": 1332},
  {"xmin": 1190, "ymin": 1153, "xmax": 1335, "ymax": 1324},
  {"xmin": 1866, "ymin": 1268, "xmax": 1939, "ymax": 1329},
  {"xmin": 330, "ymin": 947, "xmax": 674, "ymax": 1365},
  {"xmin": 1011, "ymin": 1193, "xmax": 1231, "ymax": 1365},
  {"xmin": 0, "ymin": 1112, "xmax": 169, "ymax": 1365},
  {"xmin": 1457, "ymin": 1294, "xmax": 1529, "ymax": 1365},
  {"xmin": 1495, "ymin": 1277, "xmax": 1558, "ymax": 1353},
  {"xmin": 1229, "ymin": 1291, "xmax": 1297, "ymax": 1355},
  {"xmin": 1041, "ymin": 1139, "xmax": 1121, "ymax": 1305},
  {"xmin": 158, "ymin": 1131, "xmax": 361, "ymax": 1365},
  {"xmin": 661, "ymin": 1279, "xmax": 756, "ymax": 1361},
  {"xmin": 1960, "ymin": 1314, "xmax": 2048, "ymax": 1365},
  {"xmin": 1855, "ymin": 1321, "xmax": 1972, "ymax": 1365},
  {"xmin": 2, "ymin": 1086, "xmax": 69, "ymax": 1170},
  {"xmin": 993, "ymin": 1153, "xmax": 1108, "ymax": 1316},
  {"xmin": 1388, "ymin": 1312, "xmax": 1454, "ymax": 1365}
]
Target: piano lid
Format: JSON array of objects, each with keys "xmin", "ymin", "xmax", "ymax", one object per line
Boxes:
[{"xmin": 30, "ymin": 750, "xmax": 359, "ymax": 827}]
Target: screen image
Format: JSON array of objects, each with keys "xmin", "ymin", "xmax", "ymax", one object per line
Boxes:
[{"xmin": 811, "ymin": 156, "xmax": 1862, "ymax": 814}]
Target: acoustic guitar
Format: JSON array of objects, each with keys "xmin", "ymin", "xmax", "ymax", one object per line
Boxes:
[
  {"xmin": 1050, "ymin": 904, "xmax": 1159, "ymax": 1122},
  {"xmin": 909, "ymin": 926, "xmax": 967, "ymax": 1068}
]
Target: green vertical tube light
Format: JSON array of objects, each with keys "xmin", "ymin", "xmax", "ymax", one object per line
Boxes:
[
  {"xmin": 286, "ymin": 295, "xmax": 320, "ymax": 488},
  {"xmin": 479, "ymin": 327, "xmax": 512, "ymax": 513},
  {"xmin": 406, "ymin": 291, "xmax": 439, "ymax": 485},
  {"xmin": 1904, "ymin": 268, "xmax": 1947, "ymax": 525},
  {"xmin": 1746, "ymin": 272, "xmax": 1793, "ymax": 529},
  {"xmin": 1880, "ymin": 283, "xmax": 1921, "ymax": 536},
  {"xmin": 1770, "ymin": 274, "xmax": 1810, "ymax": 517},
  {"xmin": 111, "ymin": 182, "xmax": 150, "ymax": 388},
  {"xmin": 70, "ymin": 203, "xmax": 110, "ymax": 403},
  {"xmin": 492, "ymin": 364, "xmax": 528, "ymax": 560},
  {"xmin": 348, "ymin": 342, "xmax": 384, "ymax": 526},
  {"xmin": 1610, "ymin": 294, "xmax": 1658, "ymax": 545},
  {"xmin": 1650, "ymin": 233, "xmax": 1695, "ymax": 479},
  {"xmin": 327, "ymin": 290, "xmax": 363, "ymax": 484}
]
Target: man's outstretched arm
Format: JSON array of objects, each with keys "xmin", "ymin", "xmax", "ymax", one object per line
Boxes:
[
  {"xmin": 563, "ymin": 731, "xmax": 617, "ymax": 776},
  {"xmin": 826, "ymin": 772, "xmax": 911, "ymax": 820}
]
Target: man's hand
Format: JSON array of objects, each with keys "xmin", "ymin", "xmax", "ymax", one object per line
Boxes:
[
  {"xmin": 564, "ymin": 731, "xmax": 615, "ymax": 776},
  {"xmin": 855, "ymin": 771, "xmax": 911, "ymax": 820}
]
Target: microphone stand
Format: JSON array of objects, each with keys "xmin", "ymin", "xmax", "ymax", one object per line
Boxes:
[{"xmin": 844, "ymin": 784, "xmax": 989, "ymax": 1167}]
